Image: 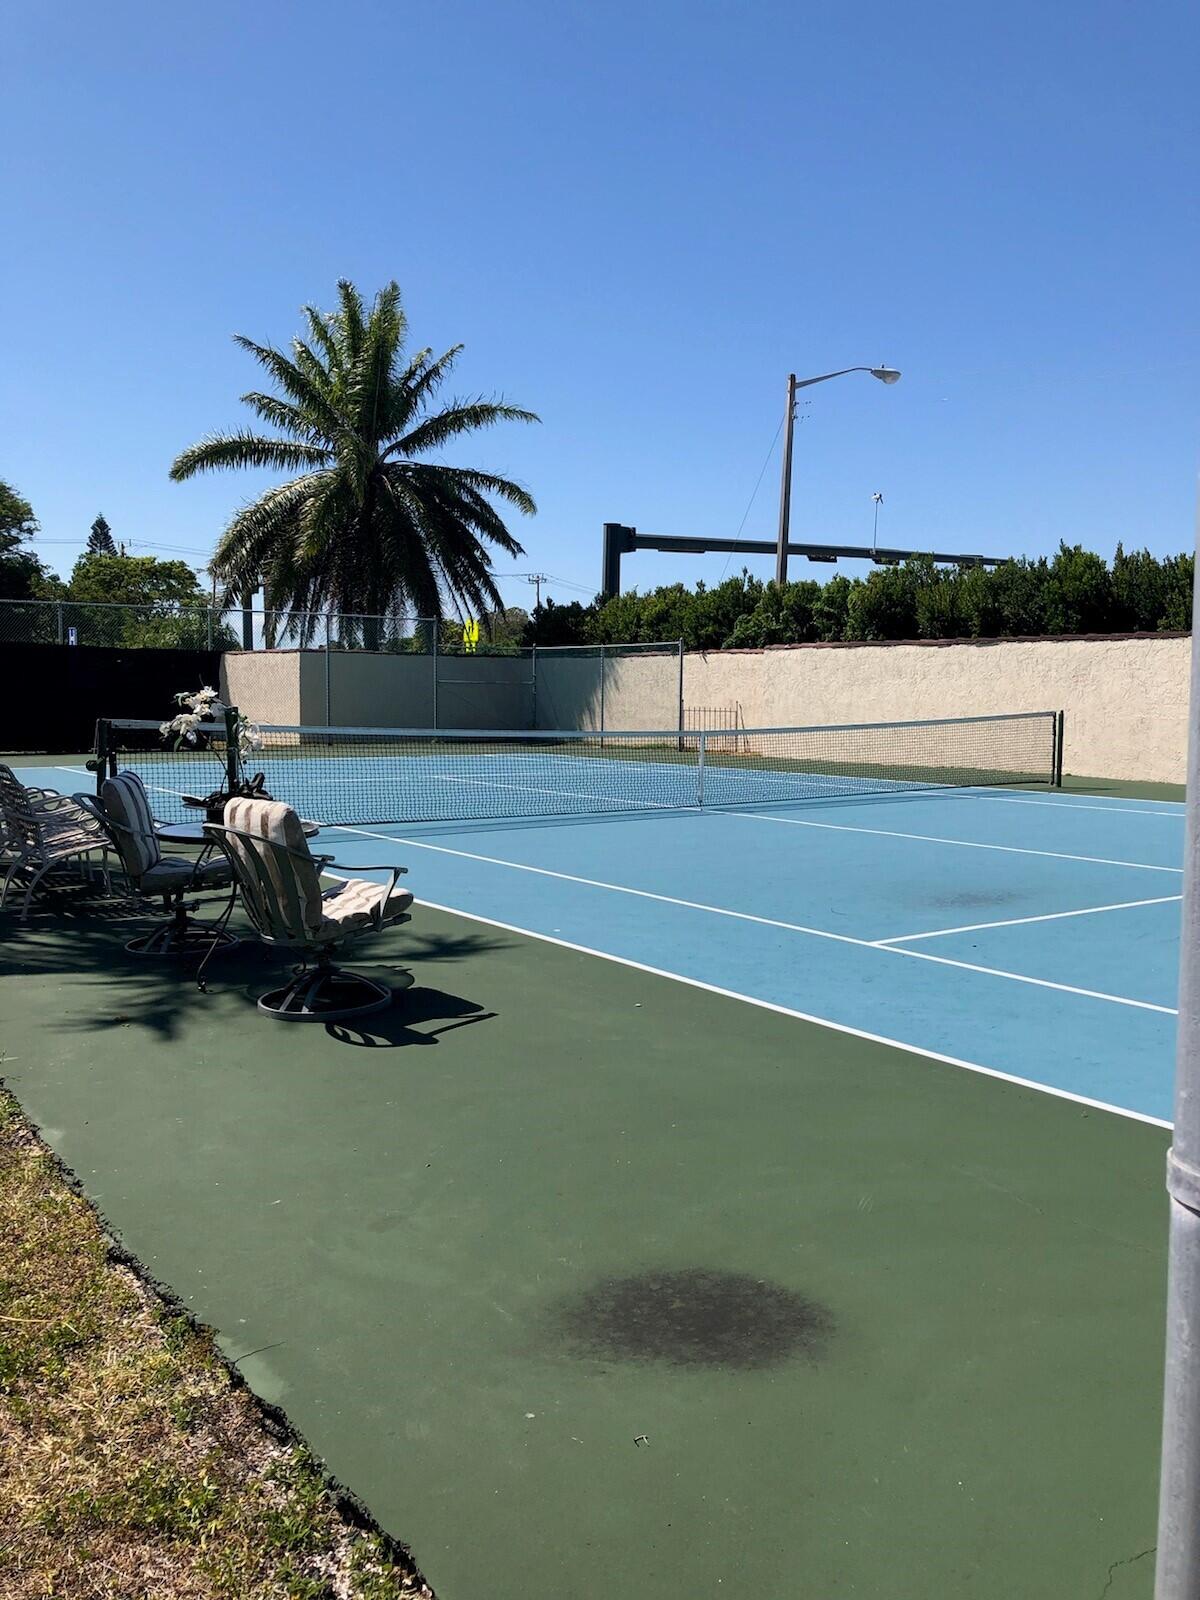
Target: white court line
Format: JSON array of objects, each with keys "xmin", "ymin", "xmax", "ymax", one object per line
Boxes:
[
  {"xmin": 951, "ymin": 787, "xmax": 1185, "ymax": 817},
  {"xmin": 876, "ymin": 894, "xmax": 1183, "ymax": 945},
  {"xmin": 720, "ymin": 808, "xmax": 1182, "ymax": 874},
  {"xmin": 879, "ymin": 944, "xmax": 1175, "ymax": 1014},
  {"xmin": 328, "ymin": 824, "xmax": 1175, "ymax": 1014},
  {"xmin": 440, "ymin": 774, "xmax": 681, "ymax": 812},
  {"xmin": 367, "ymin": 888, "xmax": 1172, "ymax": 1132}
]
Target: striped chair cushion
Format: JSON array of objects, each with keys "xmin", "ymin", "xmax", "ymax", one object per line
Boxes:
[
  {"xmin": 101, "ymin": 772, "xmax": 161, "ymax": 877},
  {"xmin": 223, "ymin": 797, "xmax": 325, "ymax": 936},
  {"xmin": 318, "ymin": 877, "xmax": 414, "ymax": 936}
]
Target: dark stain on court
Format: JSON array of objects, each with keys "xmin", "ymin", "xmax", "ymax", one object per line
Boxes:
[
  {"xmin": 925, "ymin": 889, "xmax": 1024, "ymax": 910},
  {"xmin": 549, "ymin": 1268, "xmax": 833, "ymax": 1370}
]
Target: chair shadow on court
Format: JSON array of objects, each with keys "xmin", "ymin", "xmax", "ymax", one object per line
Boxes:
[
  {"xmin": 323, "ymin": 982, "xmax": 497, "ymax": 1048},
  {"xmin": 1, "ymin": 881, "xmax": 507, "ymax": 1045}
]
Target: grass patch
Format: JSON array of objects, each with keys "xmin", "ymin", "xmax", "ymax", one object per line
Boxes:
[{"xmin": 0, "ymin": 1083, "xmax": 434, "ymax": 1599}]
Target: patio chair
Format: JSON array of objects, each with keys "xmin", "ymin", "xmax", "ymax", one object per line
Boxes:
[
  {"xmin": 202, "ymin": 796, "xmax": 414, "ymax": 1021},
  {"xmin": 75, "ymin": 771, "xmax": 238, "ymax": 955},
  {"xmin": 0, "ymin": 765, "xmax": 112, "ymax": 919}
]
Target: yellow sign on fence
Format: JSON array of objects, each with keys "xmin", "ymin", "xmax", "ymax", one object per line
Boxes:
[{"xmin": 462, "ymin": 618, "xmax": 480, "ymax": 653}]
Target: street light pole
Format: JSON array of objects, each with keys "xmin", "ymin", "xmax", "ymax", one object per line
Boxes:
[
  {"xmin": 775, "ymin": 374, "xmax": 798, "ymax": 587},
  {"xmin": 773, "ymin": 365, "xmax": 901, "ymax": 586}
]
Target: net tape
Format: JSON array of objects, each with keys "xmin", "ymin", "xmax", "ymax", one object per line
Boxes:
[{"xmin": 95, "ymin": 711, "xmax": 1060, "ymax": 827}]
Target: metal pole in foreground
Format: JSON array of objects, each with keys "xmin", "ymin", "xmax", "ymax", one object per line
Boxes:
[{"xmin": 1156, "ymin": 506, "xmax": 1200, "ymax": 1599}]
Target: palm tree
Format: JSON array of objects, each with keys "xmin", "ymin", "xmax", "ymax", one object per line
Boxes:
[{"xmin": 170, "ymin": 280, "xmax": 539, "ymax": 641}]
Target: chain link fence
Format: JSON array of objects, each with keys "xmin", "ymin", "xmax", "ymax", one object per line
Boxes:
[{"xmin": 0, "ymin": 598, "xmax": 532, "ymax": 655}]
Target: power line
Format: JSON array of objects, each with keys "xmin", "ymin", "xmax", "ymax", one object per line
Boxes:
[
  {"xmin": 32, "ymin": 536, "xmax": 216, "ymax": 559},
  {"xmin": 718, "ymin": 413, "xmax": 786, "ymax": 582}
]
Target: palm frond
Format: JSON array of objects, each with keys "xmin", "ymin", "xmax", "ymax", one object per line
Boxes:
[
  {"xmin": 300, "ymin": 306, "xmax": 343, "ymax": 372},
  {"xmin": 238, "ymin": 392, "xmax": 323, "ymax": 440},
  {"xmin": 232, "ymin": 337, "xmax": 347, "ymax": 442},
  {"xmin": 169, "ymin": 433, "xmax": 331, "ymax": 481},
  {"xmin": 389, "ymin": 398, "xmax": 540, "ymax": 460},
  {"xmin": 418, "ymin": 464, "xmax": 538, "ymax": 517}
]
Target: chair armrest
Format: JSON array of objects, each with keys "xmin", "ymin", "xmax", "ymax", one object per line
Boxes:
[{"xmin": 324, "ymin": 863, "xmax": 408, "ymax": 875}]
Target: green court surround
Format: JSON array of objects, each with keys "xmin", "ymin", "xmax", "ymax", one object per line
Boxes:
[{"xmin": 0, "ymin": 857, "xmax": 1169, "ymax": 1599}]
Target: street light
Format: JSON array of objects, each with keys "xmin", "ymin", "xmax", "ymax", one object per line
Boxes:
[{"xmin": 775, "ymin": 365, "xmax": 902, "ymax": 585}]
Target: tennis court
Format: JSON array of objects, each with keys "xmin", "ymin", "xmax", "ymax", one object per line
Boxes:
[
  {"xmin": 2, "ymin": 713, "xmax": 1181, "ymax": 1597},
  {"xmin": 82, "ymin": 708, "xmax": 1179, "ymax": 1122}
]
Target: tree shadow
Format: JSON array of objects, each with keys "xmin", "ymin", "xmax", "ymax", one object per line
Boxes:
[{"xmin": 0, "ymin": 880, "xmax": 508, "ymax": 1044}]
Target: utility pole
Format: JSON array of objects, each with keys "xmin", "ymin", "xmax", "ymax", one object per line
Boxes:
[
  {"xmin": 523, "ymin": 573, "xmax": 550, "ymax": 641},
  {"xmin": 872, "ymin": 492, "xmax": 884, "ymax": 553},
  {"xmin": 523, "ymin": 572, "xmax": 549, "ymax": 610}
]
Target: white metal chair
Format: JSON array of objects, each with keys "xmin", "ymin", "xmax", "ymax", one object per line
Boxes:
[
  {"xmin": 202, "ymin": 796, "xmax": 414, "ymax": 1021},
  {"xmin": 0, "ymin": 764, "xmax": 111, "ymax": 918},
  {"xmin": 76, "ymin": 771, "xmax": 238, "ymax": 955}
]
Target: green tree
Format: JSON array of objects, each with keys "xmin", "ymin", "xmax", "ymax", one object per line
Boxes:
[
  {"xmin": 1042, "ymin": 542, "xmax": 1114, "ymax": 634},
  {"xmin": 67, "ymin": 552, "xmax": 205, "ymax": 606},
  {"xmin": 724, "ymin": 580, "xmax": 821, "ymax": 647},
  {"xmin": 1159, "ymin": 553, "xmax": 1194, "ymax": 632},
  {"xmin": 981, "ymin": 558, "xmax": 1049, "ymax": 636},
  {"xmin": 915, "ymin": 571, "xmax": 967, "ymax": 639},
  {"xmin": 844, "ymin": 565, "xmax": 920, "ymax": 640},
  {"xmin": 87, "ymin": 513, "xmax": 117, "ymax": 555},
  {"xmin": 170, "ymin": 280, "xmax": 539, "ymax": 642},
  {"xmin": 0, "ymin": 479, "xmax": 58, "ymax": 602},
  {"xmin": 813, "ymin": 574, "xmax": 852, "ymax": 641},
  {"xmin": 688, "ymin": 575, "xmax": 765, "ymax": 649},
  {"xmin": 1111, "ymin": 543, "xmax": 1167, "ymax": 632},
  {"xmin": 63, "ymin": 552, "xmax": 231, "ymax": 648},
  {"xmin": 524, "ymin": 597, "xmax": 592, "ymax": 646}
]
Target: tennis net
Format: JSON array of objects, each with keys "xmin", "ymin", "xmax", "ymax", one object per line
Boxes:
[{"xmin": 94, "ymin": 710, "xmax": 1062, "ymax": 826}]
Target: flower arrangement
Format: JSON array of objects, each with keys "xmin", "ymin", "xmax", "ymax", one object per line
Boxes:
[
  {"xmin": 160, "ymin": 686, "xmax": 263, "ymax": 761},
  {"xmin": 161, "ymin": 687, "xmax": 267, "ymax": 819}
]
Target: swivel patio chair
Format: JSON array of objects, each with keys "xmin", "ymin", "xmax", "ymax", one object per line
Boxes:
[
  {"xmin": 76, "ymin": 771, "xmax": 238, "ymax": 955},
  {"xmin": 202, "ymin": 796, "xmax": 413, "ymax": 1021},
  {"xmin": 0, "ymin": 765, "xmax": 111, "ymax": 918}
]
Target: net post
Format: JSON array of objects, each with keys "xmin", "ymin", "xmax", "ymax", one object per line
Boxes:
[
  {"xmin": 438, "ymin": 617, "xmax": 448, "ymax": 732},
  {"xmin": 92, "ymin": 718, "xmax": 109, "ymax": 797},
  {"xmin": 1053, "ymin": 710, "xmax": 1065, "ymax": 787},
  {"xmin": 697, "ymin": 730, "xmax": 706, "ymax": 808},
  {"xmin": 223, "ymin": 704, "xmax": 240, "ymax": 794}
]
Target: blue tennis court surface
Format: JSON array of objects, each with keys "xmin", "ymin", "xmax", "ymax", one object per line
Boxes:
[
  {"xmin": 323, "ymin": 785, "xmax": 1183, "ymax": 1125},
  {"xmin": 37, "ymin": 754, "xmax": 1183, "ymax": 1124}
]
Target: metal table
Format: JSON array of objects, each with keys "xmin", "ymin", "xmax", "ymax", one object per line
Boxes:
[{"xmin": 156, "ymin": 819, "xmax": 320, "ymax": 845}]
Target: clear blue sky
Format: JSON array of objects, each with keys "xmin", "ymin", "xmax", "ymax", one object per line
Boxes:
[{"xmin": 3, "ymin": 0, "xmax": 1196, "ymax": 610}]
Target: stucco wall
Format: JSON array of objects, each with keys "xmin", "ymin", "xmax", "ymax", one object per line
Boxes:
[
  {"xmin": 587, "ymin": 634, "xmax": 1189, "ymax": 784},
  {"xmin": 220, "ymin": 650, "xmax": 302, "ymax": 726},
  {"xmin": 222, "ymin": 650, "xmax": 533, "ymax": 729},
  {"xmin": 532, "ymin": 649, "xmax": 682, "ymax": 730},
  {"xmin": 221, "ymin": 634, "xmax": 1189, "ymax": 783}
]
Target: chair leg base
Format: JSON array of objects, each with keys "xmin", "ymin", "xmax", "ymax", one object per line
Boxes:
[
  {"xmin": 257, "ymin": 963, "xmax": 403, "ymax": 1022},
  {"xmin": 126, "ymin": 923, "xmax": 240, "ymax": 957}
]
